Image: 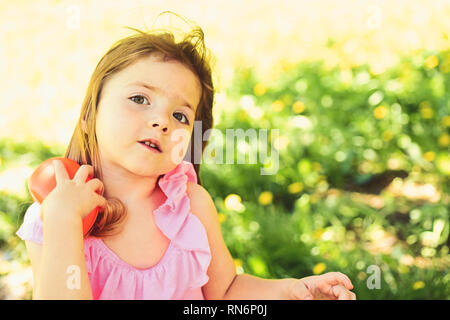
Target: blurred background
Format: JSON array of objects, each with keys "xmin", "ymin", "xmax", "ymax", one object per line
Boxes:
[{"xmin": 0, "ymin": 0, "xmax": 449, "ymax": 299}]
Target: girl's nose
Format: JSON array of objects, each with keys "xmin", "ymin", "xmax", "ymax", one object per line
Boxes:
[{"xmin": 147, "ymin": 116, "xmax": 169, "ymax": 133}]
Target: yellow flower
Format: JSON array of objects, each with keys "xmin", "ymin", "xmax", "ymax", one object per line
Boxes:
[
  {"xmin": 217, "ymin": 213, "xmax": 227, "ymax": 223},
  {"xmin": 254, "ymin": 83, "xmax": 267, "ymax": 96},
  {"xmin": 258, "ymin": 191, "xmax": 273, "ymax": 205},
  {"xmin": 438, "ymin": 133, "xmax": 450, "ymax": 147},
  {"xmin": 420, "ymin": 107, "xmax": 434, "ymax": 119},
  {"xmin": 374, "ymin": 105, "xmax": 388, "ymax": 119},
  {"xmin": 313, "ymin": 262, "xmax": 326, "ymax": 275},
  {"xmin": 313, "ymin": 229, "xmax": 325, "ymax": 240},
  {"xmin": 292, "ymin": 101, "xmax": 306, "ymax": 113},
  {"xmin": 424, "ymin": 151, "xmax": 435, "ymax": 162},
  {"xmin": 436, "ymin": 154, "xmax": 450, "ymax": 175},
  {"xmin": 312, "ymin": 162, "xmax": 322, "ymax": 172},
  {"xmin": 238, "ymin": 110, "xmax": 248, "ymax": 121},
  {"xmin": 382, "ymin": 130, "xmax": 393, "ymax": 141},
  {"xmin": 288, "ymin": 182, "xmax": 304, "ymax": 194},
  {"xmin": 425, "ymin": 56, "xmax": 439, "ymax": 69},
  {"xmin": 398, "ymin": 265, "xmax": 410, "ymax": 274},
  {"xmin": 224, "ymin": 194, "xmax": 243, "ymax": 211},
  {"xmin": 272, "ymin": 100, "xmax": 284, "ymax": 112},
  {"xmin": 442, "ymin": 116, "xmax": 450, "ymax": 127},
  {"xmin": 357, "ymin": 272, "xmax": 367, "ymax": 280},
  {"xmin": 413, "ymin": 281, "xmax": 425, "ymax": 290}
]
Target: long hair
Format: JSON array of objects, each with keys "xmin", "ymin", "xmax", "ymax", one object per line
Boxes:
[{"xmin": 65, "ymin": 26, "xmax": 214, "ymax": 238}]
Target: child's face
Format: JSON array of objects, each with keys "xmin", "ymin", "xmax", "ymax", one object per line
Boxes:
[{"xmin": 95, "ymin": 54, "xmax": 201, "ymax": 178}]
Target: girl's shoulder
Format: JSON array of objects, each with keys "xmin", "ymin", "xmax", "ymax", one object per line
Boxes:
[
  {"xmin": 186, "ymin": 181, "xmax": 211, "ymax": 211},
  {"xmin": 186, "ymin": 181, "xmax": 218, "ymax": 235}
]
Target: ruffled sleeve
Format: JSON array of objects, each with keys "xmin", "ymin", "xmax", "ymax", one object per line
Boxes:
[
  {"xmin": 16, "ymin": 202, "xmax": 43, "ymax": 244},
  {"xmin": 154, "ymin": 160, "xmax": 212, "ymax": 289}
]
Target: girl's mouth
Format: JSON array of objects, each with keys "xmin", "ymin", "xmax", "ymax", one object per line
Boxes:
[{"xmin": 138, "ymin": 141, "xmax": 162, "ymax": 153}]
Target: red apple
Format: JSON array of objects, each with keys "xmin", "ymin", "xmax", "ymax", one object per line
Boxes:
[{"xmin": 28, "ymin": 157, "xmax": 99, "ymax": 236}]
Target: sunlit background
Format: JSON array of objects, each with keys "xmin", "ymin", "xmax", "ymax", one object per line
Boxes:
[{"xmin": 0, "ymin": 0, "xmax": 449, "ymax": 299}]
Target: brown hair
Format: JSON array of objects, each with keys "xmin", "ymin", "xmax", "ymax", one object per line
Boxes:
[{"xmin": 65, "ymin": 25, "xmax": 214, "ymax": 238}]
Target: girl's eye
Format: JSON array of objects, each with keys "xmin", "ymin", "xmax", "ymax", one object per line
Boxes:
[
  {"xmin": 174, "ymin": 112, "xmax": 189, "ymax": 125},
  {"xmin": 129, "ymin": 95, "xmax": 149, "ymax": 105},
  {"xmin": 130, "ymin": 95, "xmax": 188, "ymax": 124}
]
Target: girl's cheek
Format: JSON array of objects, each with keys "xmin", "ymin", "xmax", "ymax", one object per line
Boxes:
[{"xmin": 166, "ymin": 133, "xmax": 190, "ymax": 164}]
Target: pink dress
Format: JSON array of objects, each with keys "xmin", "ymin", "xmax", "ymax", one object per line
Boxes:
[{"xmin": 16, "ymin": 160, "xmax": 212, "ymax": 300}]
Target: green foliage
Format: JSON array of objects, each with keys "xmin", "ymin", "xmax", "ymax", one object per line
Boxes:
[{"xmin": 200, "ymin": 49, "xmax": 450, "ymax": 299}]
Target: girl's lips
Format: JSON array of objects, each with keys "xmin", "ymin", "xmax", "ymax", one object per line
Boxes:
[
  {"xmin": 138, "ymin": 138, "xmax": 162, "ymax": 152},
  {"xmin": 138, "ymin": 141, "xmax": 162, "ymax": 154}
]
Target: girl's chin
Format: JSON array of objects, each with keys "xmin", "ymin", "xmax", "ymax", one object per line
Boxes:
[{"xmin": 130, "ymin": 161, "xmax": 180, "ymax": 178}]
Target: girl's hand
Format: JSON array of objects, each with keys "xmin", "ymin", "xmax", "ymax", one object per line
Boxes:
[
  {"xmin": 289, "ymin": 272, "xmax": 356, "ymax": 300},
  {"xmin": 40, "ymin": 160, "xmax": 106, "ymax": 222}
]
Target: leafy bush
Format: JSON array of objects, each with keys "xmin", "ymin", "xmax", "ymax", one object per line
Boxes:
[{"xmin": 200, "ymin": 49, "xmax": 449, "ymax": 299}]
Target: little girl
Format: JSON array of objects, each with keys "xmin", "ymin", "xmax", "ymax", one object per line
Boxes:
[{"xmin": 16, "ymin": 25, "xmax": 356, "ymax": 300}]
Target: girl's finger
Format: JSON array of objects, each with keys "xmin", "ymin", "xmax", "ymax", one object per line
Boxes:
[
  {"xmin": 332, "ymin": 285, "xmax": 354, "ymax": 300},
  {"xmin": 331, "ymin": 285, "xmax": 345, "ymax": 300},
  {"xmin": 329, "ymin": 272, "xmax": 353, "ymax": 289},
  {"xmin": 323, "ymin": 272, "xmax": 353, "ymax": 290},
  {"xmin": 73, "ymin": 164, "xmax": 93, "ymax": 184},
  {"xmin": 85, "ymin": 178, "xmax": 104, "ymax": 195},
  {"xmin": 53, "ymin": 160, "xmax": 69, "ymax": 185},
  {"xmin": 338, "ymin": 272, "xmax": 353, "ymax": 289},
  {"xmin": 95, "ymin": 194, "xmax": 107, "ymax": 210}
]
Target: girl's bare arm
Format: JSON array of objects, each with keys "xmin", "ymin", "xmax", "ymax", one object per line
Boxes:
[
  {"xmin": 27, "ymin": 160, "xmax": 104, "ymax": 300},
  {"xmin": 31, "ymin": 210, "xmax": 93, "ymax": 299},
  {"xmin": 187, "ymin": 182, "xmax": 354, "ymax": 300}
]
